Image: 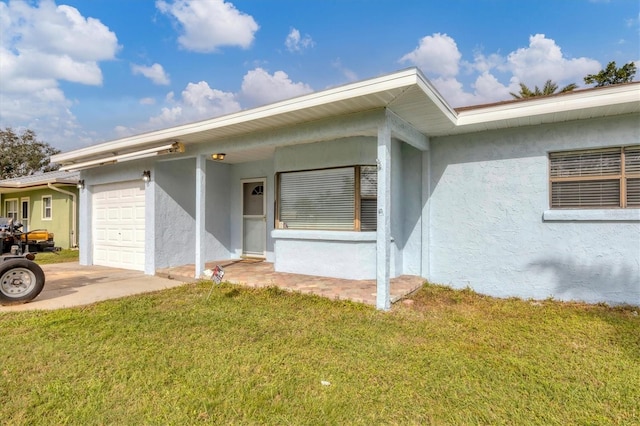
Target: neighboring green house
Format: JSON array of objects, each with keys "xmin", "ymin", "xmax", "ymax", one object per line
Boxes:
[{"xmin": 0, "ymin": 170, "xmax": 80, "ymax": 250}]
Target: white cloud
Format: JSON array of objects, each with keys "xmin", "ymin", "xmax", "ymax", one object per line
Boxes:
[
  {"xmin": 181, "ymin": 81, "xmax": 241, "ymax": 116},
  {"xmin": 120, "ymin": 81, "xmax": 241, "ymax": 135},
  {"xmin": 140, "ymin": 97, "xmax": 156, "ymax": 105},
  {"xmin": 399, "ymin": 33, "xmax": 461, "ymax": 77},
  {"xmin": 239, "ymin": 68, "xmax": 313, "ymax": 106},
  {"xmin": 132, "ymin": 63, "xmax": 171, "ymax": 85},
  {"xmin": 399, "ymin": 32, "xmax": 605, "ymax": 107},
  {"xmin": 156, "ymin": 0, "xmax": 259, "ymax": 52},
  {"xmin": 285, "ymin": 28, "xmax": 314, "ymax": 52},
  {"xmin": 117, "ymin": 67, "xmax": 314, "ymax": 137},
  {"xmin": 0, "ymin": 1, "xmax": 119, "ymax": 85},
  {"xmin": 506, "ymin": 34, "xmax": 600, "ymax": 88},
  {"xmin": 0, "ymin": 0, "xmax": 119, "ymax": 150}
]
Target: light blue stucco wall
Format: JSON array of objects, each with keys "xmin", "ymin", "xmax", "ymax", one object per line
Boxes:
[
  {"xmin": 154, "ymin": 158, "xmax": 198, "ymax": 269},
  {"xmin": 273, "ymin": 137, "xmax": 377, "ymax": 278},
  {"xmin": 154, "ymin": 157, "xmax": 233, "ymax": 270},
  {"xmin": 272, "ymin": 136, "xmax": 423, "ymax": 279},
  {"xmin": 400, "ymin": 142, "xmax": 424, "ymax": 276},
  {"xmin": 427, "ymin": 113, "xmax": 640, "ymax": 305}
]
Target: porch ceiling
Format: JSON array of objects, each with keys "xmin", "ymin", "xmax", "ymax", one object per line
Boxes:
[{"xmin": 51, "ymin": 67, "xmax": 640, "ymax": 169}]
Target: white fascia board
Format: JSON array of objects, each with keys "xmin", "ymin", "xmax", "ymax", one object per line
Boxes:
[
  {"xmin": 0, "ymin": 179, "xmax": 77, "ymax": 190},
  {"xmin": 414, "ymin": 72, "xmax": 459, "ymax": 124},
  {"xmin": 456, "ymin": 84, "xmax": 640, "ymax": 126},
  {"xmin": 0, "ymin": 176, "xmax": 79, "ymax": 188},
  {"xmin": 52, "ymin": 68, "xmax": 426, "ymax": 164}
]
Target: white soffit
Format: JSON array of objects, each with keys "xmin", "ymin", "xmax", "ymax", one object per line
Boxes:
[
  {"xmin": 51, "ymin": 68, "xmax": 640, "ymax": 166},
  {"xmin": 52, "ymin": 68, "xmax": 438, "ymax": 165},
  {"xmin": 453, "ymin": 83, "xmax": 640, "ymax": 134}
]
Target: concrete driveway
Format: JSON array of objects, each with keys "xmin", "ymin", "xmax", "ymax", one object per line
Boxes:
[{"xmin": 0, "ymin": 262, "xmax": 188, "ymax": 312}]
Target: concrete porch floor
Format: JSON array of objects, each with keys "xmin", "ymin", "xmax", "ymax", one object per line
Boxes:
[{"xmin": 156, "ymin": 259, "xmax": 425, "ymax": 306}]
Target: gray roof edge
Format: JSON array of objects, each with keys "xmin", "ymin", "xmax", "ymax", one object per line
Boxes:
[{"xmin": 0, "ymin": 170, "xmax": 80, "ymax": 188}]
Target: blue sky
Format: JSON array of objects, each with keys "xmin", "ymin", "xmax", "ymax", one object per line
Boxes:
[{"xmin": 1, "ymin": 0, "xmax": 638, "ymax": 152}]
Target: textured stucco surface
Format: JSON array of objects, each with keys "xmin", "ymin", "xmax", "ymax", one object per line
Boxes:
[
  {"xmin": 273, "ymin": 137, "xmax": 383, "ymax": 278},
  {"xmin": 75, "ymin": 108, "xmax": 639, "ymax": 306},
  {"xmin": 428, "ymin": 114, "xmax": 640, "ymax": 305},
  {"xmin": 271, "ymin": 136, "xmax": 424, "ymax": 281},
  {"xmin": 154, "ymin": 158, "xmax": 198, "ymax": 270},
  {"xmin": 155, "ymin": 158, "xmax": 234, "ymax": 271},
  {"xmin": 274, "ymin": 234, "xmax": 377, "ymax": 279}
]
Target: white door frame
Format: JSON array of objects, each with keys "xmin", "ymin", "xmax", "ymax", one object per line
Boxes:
[
  {"xmin": 20, "ymin": 197, "xmax": 30, "ymax": 232},
  {"xmin": 240, "ymin": 178, "xmax": 266, "ymax": 258}
]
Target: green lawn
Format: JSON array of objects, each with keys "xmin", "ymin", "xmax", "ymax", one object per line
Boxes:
[
  {"xmin": 33, "ymin": 249, "xmax": 79, "ymax": 264},
  {"xmin": 0, "ymin": 282, "xmax": 638, "ymax": 425}
]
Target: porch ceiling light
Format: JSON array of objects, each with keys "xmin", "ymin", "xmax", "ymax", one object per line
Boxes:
[
  {"xmin": 142, "ymin": 170, "xmax": 151, "ymax": 182},
  {"xmin": 76, "ymin": 179, "xmax": 85, "ymax": 189},
  {"xmin": 59, "ymin": 141, "xmax": 185, "ymax": 172},
  {"xmin": 211, "ymin": 153, "xmax": 226, "ymax": 161}
]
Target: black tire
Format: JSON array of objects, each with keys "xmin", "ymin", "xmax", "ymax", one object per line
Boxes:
[{"xmin": 0, "ymin": 259, "xmax": 45, "ymax": 305}]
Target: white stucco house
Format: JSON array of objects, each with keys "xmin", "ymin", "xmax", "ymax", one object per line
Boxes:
[{"xmin": 51, "ymin": 68, "xmax": 640, "ymax": 309}]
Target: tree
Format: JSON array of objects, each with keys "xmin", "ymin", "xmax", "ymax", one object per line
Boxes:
[
  {"xmin": 584, "ymin": 61, "xmax": 637, "ymax": 87},
  {"xmin": 0, "ymin": 128, "xmax": 60, "ymax": 179},
  {"xmin": 510, "ymin": 79, "xmax": 578, "ymax": 99}
]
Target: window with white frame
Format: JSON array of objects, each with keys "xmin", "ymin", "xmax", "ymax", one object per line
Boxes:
[
  {"xmin": 549, "ymin": 145, "xmax": 640, "ymax": 208},
  {"xmin": 4, "ymin": 199, "xmax": 18, "ymax": 220},
  {"xmin": 277, "ymin": 165, "xmax": 377, "ymax": 231},
  {"xmin": 42, "ymin": 196, "xmax": 52, "ymax": 220}
]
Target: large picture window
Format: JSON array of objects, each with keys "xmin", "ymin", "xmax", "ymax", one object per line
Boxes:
[
  {"xmin": 549, "ymin": 145, "xmax": 640, "ymax": 209},
  {"xmin": 277, "ymin": 165, "xmax": 377, "ymax": 231}
]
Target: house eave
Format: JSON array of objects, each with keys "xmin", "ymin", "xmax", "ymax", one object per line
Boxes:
[
  {"xmin": 50, "ymin": 70, "xmax": 640, "ymax": 168},
  {"xmin": 451, "ymin": 82, "xmax": 640, "ymax": 134},
  {"xmin": 52, "ymin": 68, "xmax": 443, "ymax": 166},
  {"xmin": 0, "ymin": 180, "xmax": 78, "ymax": 194},
  {"xmin": 0, "ymin": 171, "xmax": 80, "ymax": 193}
]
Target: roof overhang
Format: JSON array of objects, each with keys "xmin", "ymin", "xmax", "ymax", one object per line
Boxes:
[
  {"xmin": 453, "ymin": 82, "xmax": 640, "ymax": 134},
  {"xmin": 51, "ymin": 67, "xmax": 640, "ymax": 169},
  {"xmin": 0, "ymin": 171, "xmax": 80, "ymax": 194}
]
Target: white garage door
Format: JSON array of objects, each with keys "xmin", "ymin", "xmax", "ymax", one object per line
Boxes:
[{"xmin": 92, "ymin": 181, "xmax": 146, "ymax": 271}]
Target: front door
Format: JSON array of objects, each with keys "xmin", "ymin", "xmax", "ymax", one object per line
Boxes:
[
  {"xmin": 242, "ymin": 179, "xmax": 266, "ymax": 258},
  {"xmin": 20, "ymin": 198, "xmax": 29, "ymax": 232}
]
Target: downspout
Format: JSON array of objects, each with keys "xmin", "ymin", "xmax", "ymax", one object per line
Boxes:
[{"xmin": 47, "ymin": 183, "xmax": 78, "ymax": 248}]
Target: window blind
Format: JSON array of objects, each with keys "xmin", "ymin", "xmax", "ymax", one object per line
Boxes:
[
  {"xmin": 360, "ymin": 165, "xmax": 377, "ymax": 231},
  {"xmin": 550, "ymin": 148, "xmax": 621, "ymax": 178},
  {"xmin": 551, "ymin": 180, "xmax": 620, "ymax": 208},
  {"xmin": 279, "ymin": 167, "xmax": 355, "ymax": 230},
  {"xmin": 626, "ymin": 146, "xmax": 640, "ymax": 207},
  {"xmin": 549, "ymin": 146, "xmax": 640, "ymax": 209}
]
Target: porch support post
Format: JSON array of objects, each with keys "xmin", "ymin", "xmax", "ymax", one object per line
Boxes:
[
  {"xmin": 385, "ymin": 109, "xmax": 429, "ymax": 151},
  {"xmin": 195, "ymin": 154, "xmax": 206, "ymax": 278},
  {"xmin": 376, "ymin": 114, "xmax": 392, "ymax": 310}
]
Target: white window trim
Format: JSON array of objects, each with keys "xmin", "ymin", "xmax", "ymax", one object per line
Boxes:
[
  {"xmin": 20, "ymin": 197, "xmax": 30, "ymax": 220},
  {"xmin": 543, "ymin": 209, "xmax": 640, "ymax": 222},
  {"xmin": 42, "ymin": 195, "xmax": 53, "ymax": 220},
  {"xmin": 4, "ymin": 198, "xmax": 18, "ymax": 219},
  {"xmin": 272, "ymin": 229, "xmax": 377, "ymax": 241}
]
